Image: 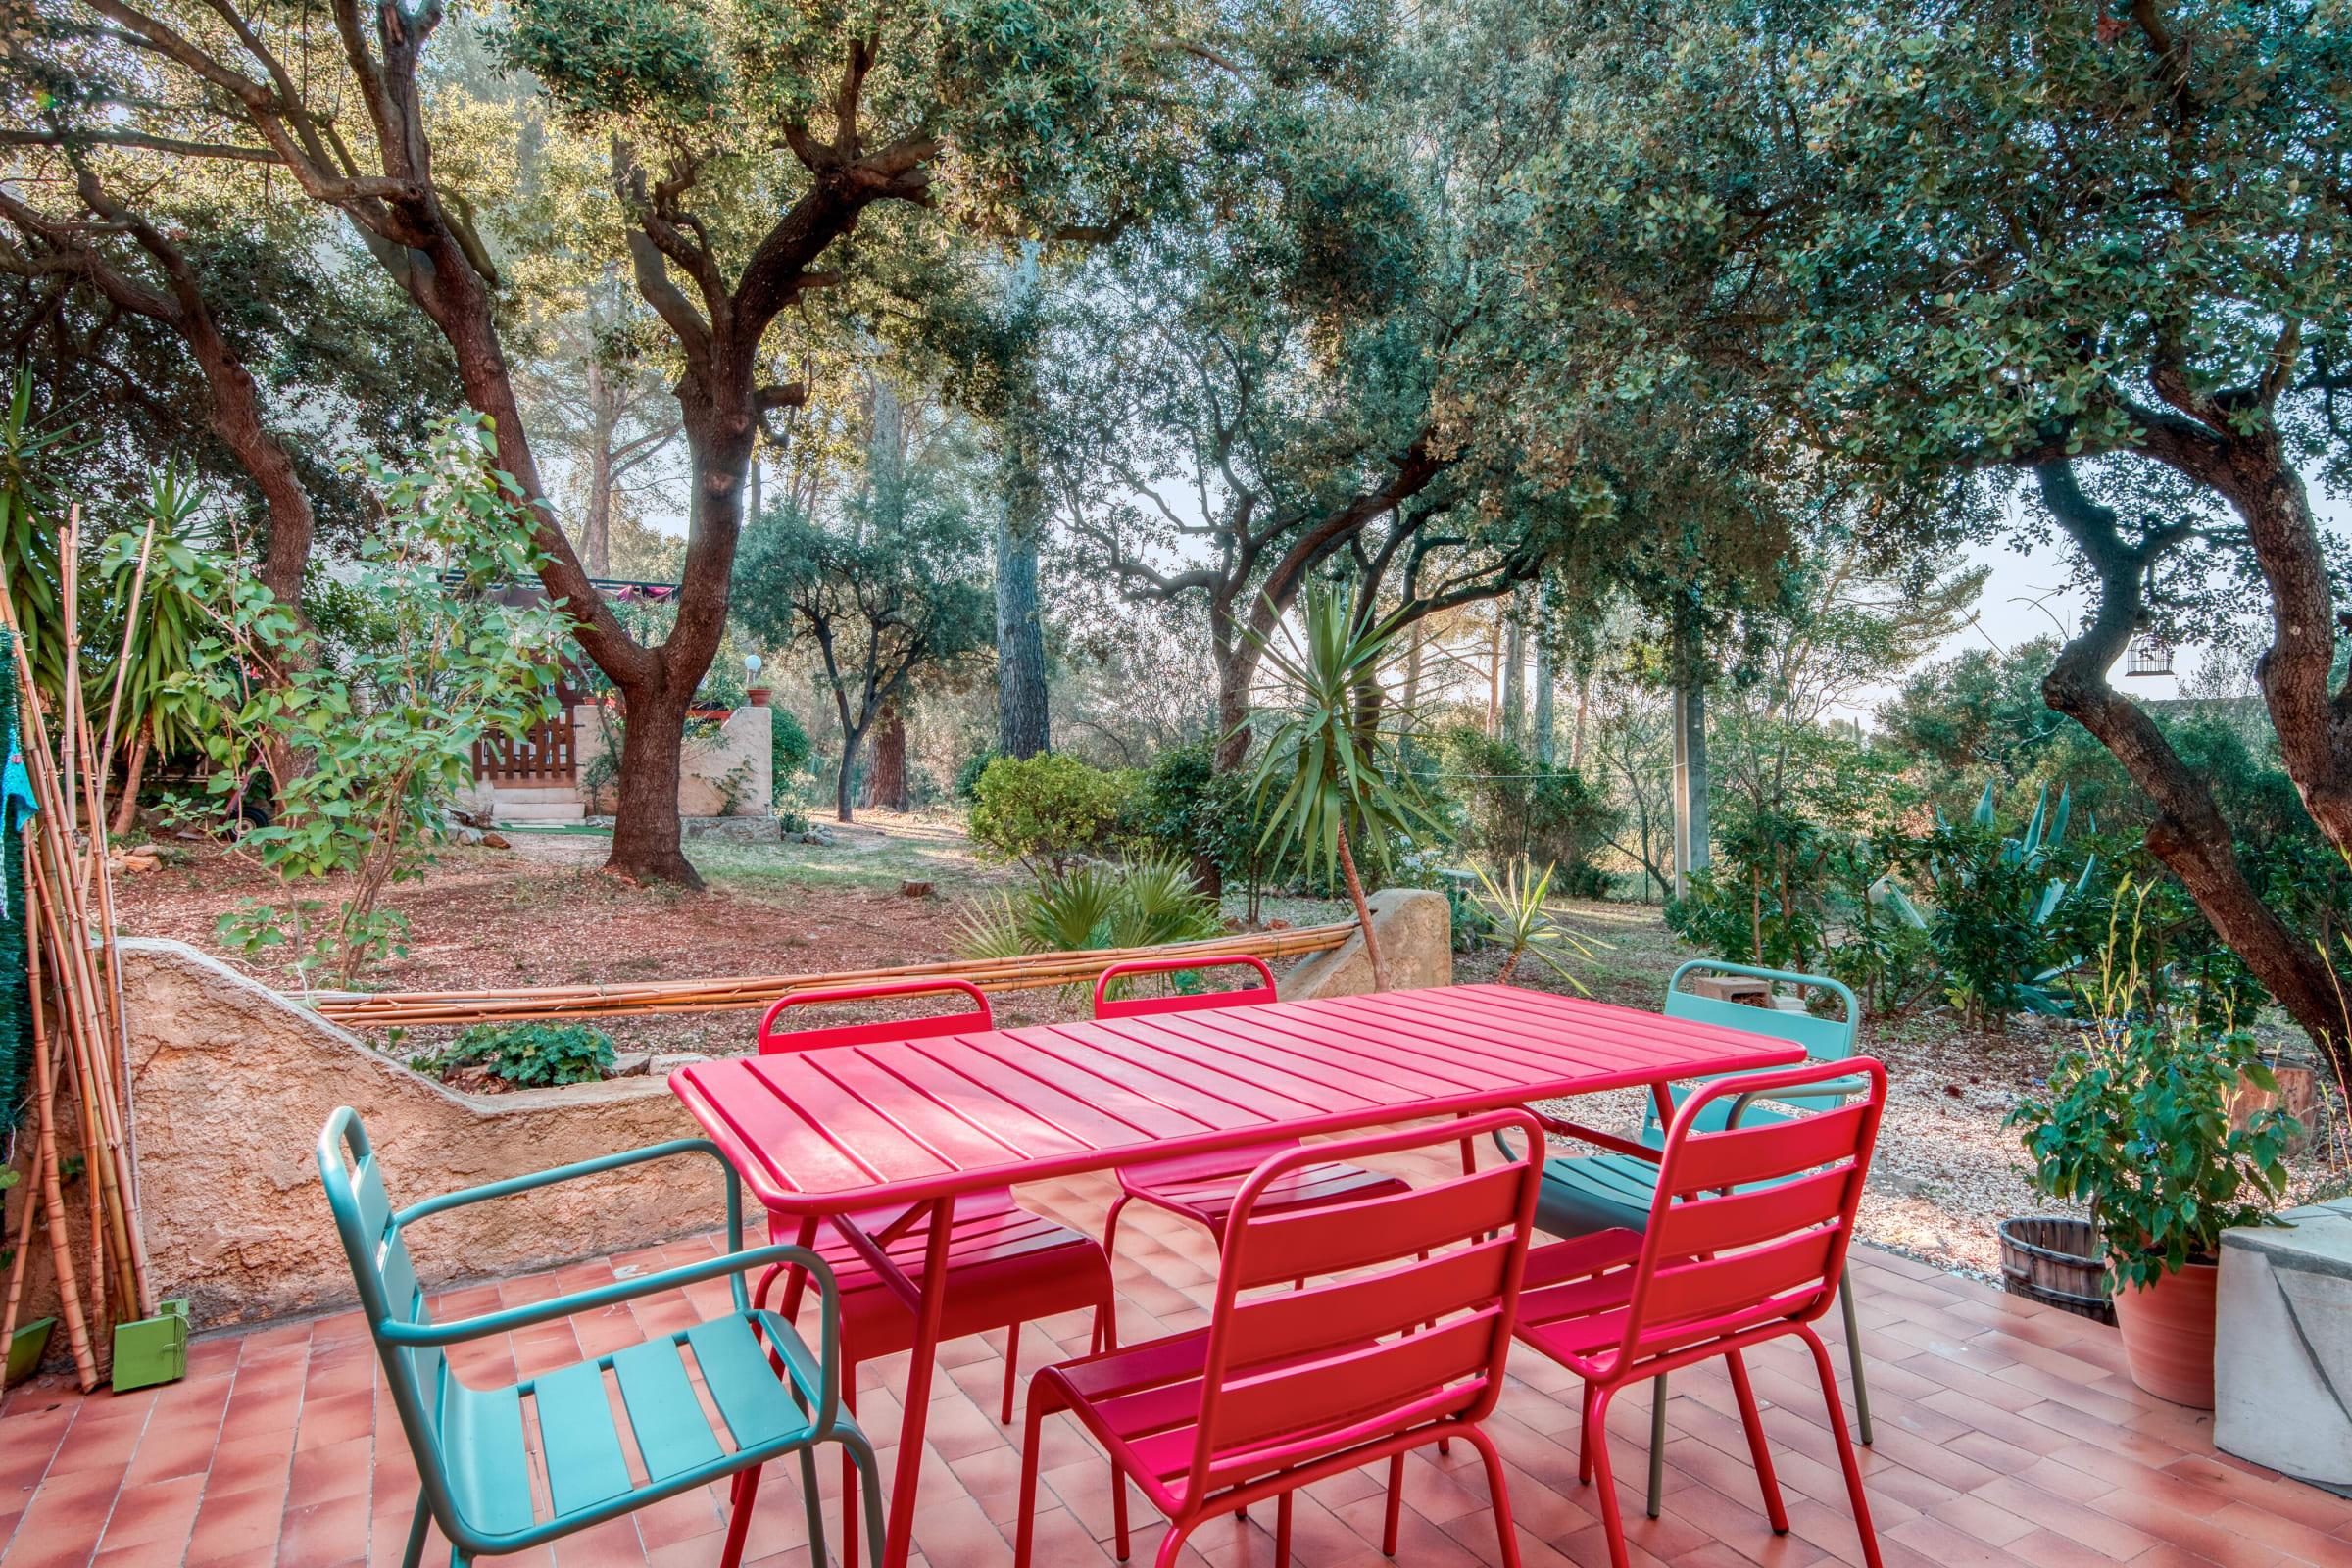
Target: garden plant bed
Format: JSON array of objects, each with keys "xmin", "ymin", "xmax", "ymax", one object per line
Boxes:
[{"xmin": 110, "ymin": 824, "xmax": 2344, "ymax": 1281}]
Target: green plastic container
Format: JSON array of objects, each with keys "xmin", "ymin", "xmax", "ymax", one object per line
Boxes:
[
  {"xmin": 5, "ymin": 1316, "xmax": 55, "ymax": 1383},
  {"xmin": 110, "ymin": 1298, "xmax": 189, "ymax": 1393}
]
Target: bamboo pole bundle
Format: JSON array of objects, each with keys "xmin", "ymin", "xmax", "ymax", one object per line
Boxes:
[
  {"xmin": 0, "ymin": 561, "xmax": 155, "ymax": 1396},
  {"xmin": 308, "ymin": 922, "xmax": 1359, "ymax": 1029}
]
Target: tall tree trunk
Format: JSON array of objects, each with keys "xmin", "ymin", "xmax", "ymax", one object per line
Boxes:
[
  {"xmin": 109, "ymin": 720, "xmax": 150, "ymax": 839},
  {"xmin": 1502, "ymin": 591, "xmax": 1527, "ymax": 750},
  {"xmin": 1336, "ymin": 826, "xmax": 1386, "ymax": 990},
  {"xmin": 1485, "ymin": 612, "xmax": 1503, "ymax": 736},
  {"xmin": 2036, "ymin": 463, "xmax": 2347, "ymax": 1077},
  {"xmin": 1533, "ymin": 590, "xmax": 1556, "ymax": 769},
  {"xmin": 610, "ymin": 682, "xmax": 699, "ymax": 882},
  {"xmin": 1570, "ymin": 669, "xmax": 1591, "ymax": 770},
  {"xmin": 1212, "ymin": 640, "xmax": 1258, "ymax": 773},
  {"xmin": 994, "ymin": 510, "xmax": 1051, "ymax": 760},
  {"xmin": 1670, "ymin": 612, "xmax": 1710, "ymax": 898},
  {"xmin": 862, "ymin": 703, "xmax": 909, "ymax": 811}
]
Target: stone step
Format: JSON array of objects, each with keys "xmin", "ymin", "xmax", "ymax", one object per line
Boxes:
[
  {"xmin": 488, "ymin": 785, "xmax": 580, "ymax": 804},
  {"xmin": 493, "ymin": 801, "xmax": 586, "ymax": 823}
]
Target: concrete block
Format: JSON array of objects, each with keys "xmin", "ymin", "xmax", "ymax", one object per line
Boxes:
[{"xmin": 2217, "ymin": 1198, "xmax": 2352, "ymax": 1494}]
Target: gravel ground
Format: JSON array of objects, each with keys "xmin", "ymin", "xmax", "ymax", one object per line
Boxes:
[{"xmin": 109, "ymin": 831, "xmax": 2348, "ymax": 1281}]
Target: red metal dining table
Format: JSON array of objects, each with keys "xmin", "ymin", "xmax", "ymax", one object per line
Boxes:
[{"xmin": 670, "ymin": 981, "xmax": 1805, "ymax": 1568}]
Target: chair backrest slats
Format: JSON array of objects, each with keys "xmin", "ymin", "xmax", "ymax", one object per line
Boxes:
[
  {"xmin": 757, "ymin": 979, "xmax": 993, "ymax": 1054},
  {"xmin": 1223, "ymin": 1238, "xmax": 1517, "ymax": 1368},
  {"xmin": 1644, "ymin": 961, "xmax": 1861, "ymax": 1144},
  {"xmin": 1647, "ymin": 1165, "xmax": 1856, "ymax": 1259},
  {"xmin": 1180, "ymin": 1111, "xmax": 1544, "ymax": 1509},
  {"xmin": 1204, "ymin": 1310, "xmax": 1499, "ymax": 1460},
  {"xmin": 1640, "ymin": 1227, "xmax": 1840, "ymax": 1333},
  {"xmin": 1093, "ymin": 956, "xmax": 1279, "ymax": 1020},
  {"xmin": 1663, "ymin": 1102, "xmax": 1874, "ymax": 1197},
  {"xmin": 1608, "ymin": 1058, "xmax": 1886, "ymax": 1379},
  {"xmin": 1226, "ymin": 1165, "xmax": 1529, "ymax": 1291}
]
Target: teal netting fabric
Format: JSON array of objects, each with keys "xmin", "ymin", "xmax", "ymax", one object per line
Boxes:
[{"xmin": 0, "ymin": 629, "xmax": 30, "ymax": 1134}]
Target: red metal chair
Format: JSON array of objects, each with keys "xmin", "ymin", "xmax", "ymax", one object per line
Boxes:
[
  {"xmin": 750, "ymin": 980, "xmax": 1119, "ymax": 1566},
  {"xmin": 1015, "ymin": 1111, "xmax": 1545, "ymax": 1568},
  {"xmin": 1513, "ymin": 1057, "xmax": 1888, "ymax": 1568},
  {"xmin": 1092, "ymin": 956, "xmax": 1414, "ymax": 1259}
]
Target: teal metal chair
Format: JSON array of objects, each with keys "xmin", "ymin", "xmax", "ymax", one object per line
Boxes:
[
  {"xmin": 318, "ymin": 1108, "xmax": 882, "ymax": 1568},
  {"xmin": 1503, "ymin": 960, "xmax": 1875, "ymax": 1517}
]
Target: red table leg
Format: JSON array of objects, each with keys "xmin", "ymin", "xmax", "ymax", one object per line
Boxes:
[{"xmin": 881, "ymin": 1195, "xmax": 956, "ymax": 1568}]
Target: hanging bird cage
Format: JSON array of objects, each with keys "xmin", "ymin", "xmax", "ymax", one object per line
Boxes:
[{"xmin": 2125, "ymin": 636, "xmax": 2175, "ymax": 678}]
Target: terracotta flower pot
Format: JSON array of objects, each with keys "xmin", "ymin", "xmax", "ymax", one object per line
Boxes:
[{"xmin": 2111, "ymin": 1259, "xmax": 2219, "ymax": 1408}]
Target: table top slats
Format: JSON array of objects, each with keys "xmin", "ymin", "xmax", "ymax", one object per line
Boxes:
[
  {"xmin": 1034, "ymin": 1022, "xmax": 1336, "ymax": 1125},
  {"xmin": 1090, "ymin": 1016, "xmax": 1413, "ymax": 1111},
  {"xmin": 856, "ymin": 1042, "xmax": 1099, "ymax": 1165},
  {"xmin": 672, "ymin": 985, "xmax": 1804, "ymax": 1213}
]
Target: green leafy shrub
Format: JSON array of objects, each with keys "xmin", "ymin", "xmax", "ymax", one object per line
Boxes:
[
  {"xmin": 2008, "ymin": 889, "xmax": 2297, "ymax": 1289},
  {"xmin": 1130, "ymin": 740, "xmax": 1278, "ymax": 912},
  {"xmin": 771, "ymin": 709, "xmax": 812, "ymax": 801},
  {"xmin": 1432, "ymin": 725, "xmax": 1618, "ymax": 897},
  {"xmin": 953, "ymin": 852, "xmax": 1224, "ymax": 957},
  {"xmin": 1882, "ymin": 784, "xmax": 2093, "ymax": 1024},
  {"xmin": 954, "ymin": 746, "xmax": 1001, "ymax": 803},
  {"xmin": 967, "ymin": 753, "xmax": 1136, "ymax": 877},
  {"xmin": 420, "ymin": 1022, "xmax": 618, "ymax": 1088}
]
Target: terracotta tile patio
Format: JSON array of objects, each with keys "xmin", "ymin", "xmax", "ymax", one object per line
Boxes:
[{"xmin": 4, "ymin": 1150, "xmax": 2348, "ymax": 1568}]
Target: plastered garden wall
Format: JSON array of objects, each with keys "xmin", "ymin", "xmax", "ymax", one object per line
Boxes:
[{"xmin": 114, "ymin": 939, "xmax": 710, "ymax": 1329}]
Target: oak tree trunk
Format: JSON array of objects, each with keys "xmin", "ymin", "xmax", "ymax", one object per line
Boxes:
[
  {"xmin": 994, "ymin": 511, "xmax": 1051, "ymax": 759},
  {"xmin": 2034, "ymin": 463, "xmax": 2348, "ymax": 1080},
  {"xmin": 862, "ymin": 703, "xmax": 910, "ymax": 812}
]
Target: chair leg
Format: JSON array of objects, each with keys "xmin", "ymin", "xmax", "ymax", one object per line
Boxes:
[
  {"xmin": 1798, "ymin": 1324, "xmax": 1885, "ymax": 1568},
  {"xmin": 1102, "ymin": 1193, "xmax": 1131, "ymax": 1260},
  {"xmin": 1383, "ymin": 1452, "xmax": 1406, "ymax": 1554},
  {"xmin": 1725, "ymin": 1350, "xmax": 1789, "ymax": 1534},
  {"xmin": 1462, "ymin": 1426, "xmax": 1525, "ymax": 1568},
  {"xmin": 1015, "ymin": 1383, "xmax": 1050, "ymax": 1568},
  {"xmin": 797, "ymin": 1446, "xmax": 828, "ymax": 1568},
  {"xmin": 718, "ymin": 1464, "xmax": 763, "ymax": 1568},
  {"xmin": 400, "ymin": 1492, "xmax": 430, "ymax": 1568},
  {"xmin": 1840, "ymin": 1262, "xmax": 1875, "ymax": 1446},
  {"xmin": 841, "ymin": 1426, "xmax": 890, "ymax": 1568},
  {"xmin": 840, "ymin": 1383, "xmax": 863, "ymax": 1568},
  {"xmin": 1585, "ymin": 1387, "xmax": 1632, "ymax": 1568},
  {"xmin": 1001, "ymin": 1322, "xmax": 1023, "ymax": 1425},
  {"xmin": 1646, "ymin": 1372, "xmax": 1666, "ymax": 1520},
  {"xmin": 1575, "ymin": 1385, "xmax": 1595, "ymax": 1486},
  {"xmin": 1152, "ymin": 1519, "xmax": 1195, "ymax": 1568},
  {"xmin": 1276, "ymin": 1491, "xmax": 1294, "ymax": 1568}
]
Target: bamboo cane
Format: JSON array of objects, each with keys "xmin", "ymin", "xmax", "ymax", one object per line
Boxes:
[
  {"xmin": 90, "ymin": 514, "xmax": 158, "ymax": 861},
  {"xmin": 0, "ymin": 1136, "xmax": 40, "ymax": 1397},
  {"xmin": 57, "ymin": 509, "xmax": 76, "ymax": 839},
  {"xmin": 0, "ymin": 585, "xmax": 151, "ymax": 1321},
  {"xmin": 23, "ymin": 843, "xmax": 97, "ymax": 1391},
  {"xmin": 304, "ymin": 923, "xmax": 1359, "ymax": 1029}
]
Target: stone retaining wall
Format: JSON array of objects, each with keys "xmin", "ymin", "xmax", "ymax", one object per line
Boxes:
[{"xmin": 18, "ymin": 893, "xmax": 1452, "ymax": 1343}]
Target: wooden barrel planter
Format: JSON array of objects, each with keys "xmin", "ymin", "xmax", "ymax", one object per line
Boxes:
[{"xmin": 1997, "ymin": 1216, "xmax": 2116, "ymax": 1325}]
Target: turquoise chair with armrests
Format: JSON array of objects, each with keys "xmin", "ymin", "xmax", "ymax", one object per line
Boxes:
[
  {"xmin": 1503, "ymin": 960, "xmax": 1875, "ymax": 1518},
  {"xmin": 318, "ymin": 1108, "xmax": 883, "ymax": 1568}
]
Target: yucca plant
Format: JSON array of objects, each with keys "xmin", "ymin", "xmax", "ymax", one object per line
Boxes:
[
  {"xmin": 1240, "ymin": 587, "xmax": 1437, "ymax": 989},
  {"xmin": 1473, "ymin": 858, "xmax": 1609, "ymax": 989}
]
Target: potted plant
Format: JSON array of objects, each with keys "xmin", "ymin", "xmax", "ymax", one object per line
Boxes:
[{"xmin": 2008, "ymin": 1009, "xmax": 2298, "ymax": 1407}]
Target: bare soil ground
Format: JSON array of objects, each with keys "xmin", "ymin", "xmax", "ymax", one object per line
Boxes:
[{"xmin": 111, "ymin": 821, "xmax": 2347, "ymax": 1281}]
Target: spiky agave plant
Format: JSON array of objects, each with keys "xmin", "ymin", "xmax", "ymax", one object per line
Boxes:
[
  {"xmin": 1241, "ymin": 588, "xmax": 1437, "ymax": 989},
  {"xmin": 1473, "ymin": 858, "xmax": 1610, "ymax": 989}
]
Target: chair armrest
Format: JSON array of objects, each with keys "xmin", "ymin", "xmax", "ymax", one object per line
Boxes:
[
  {"xmin": 380, "ymin": 1242, "xmax": 835, "ymax": 1349},
  {"xmin": 395, "ymin": 1139, "xmax": 748, "ymax": 1253}
]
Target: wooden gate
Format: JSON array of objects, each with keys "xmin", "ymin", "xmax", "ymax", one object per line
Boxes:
[{"xmin": 475, "ymin": 710, "xmax": 576, "ymax": 786}]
